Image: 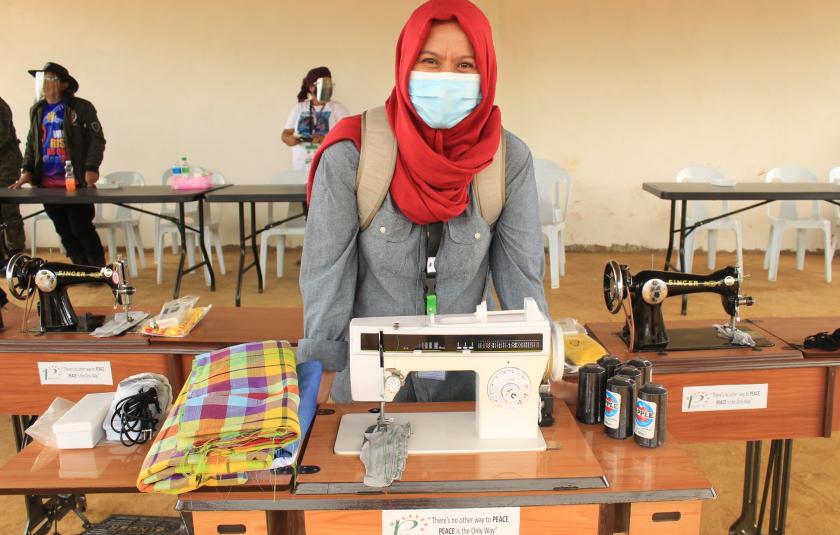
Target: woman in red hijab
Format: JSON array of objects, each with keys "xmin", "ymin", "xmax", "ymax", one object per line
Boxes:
[{"xmin": 299, "ymin": 0, "xmax": 548, "ymax": 403}]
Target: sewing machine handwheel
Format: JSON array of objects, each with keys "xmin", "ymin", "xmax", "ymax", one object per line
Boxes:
[
  {"xmin": 603, "ymin": 260, "xmax": 626, "ymax": 314},
  {"xmin": 5, "ymin": 253, "xmax": 33, "ymax": 301}
]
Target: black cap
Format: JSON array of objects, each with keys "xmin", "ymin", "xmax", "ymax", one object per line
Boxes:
[{"xmin": 28, "ymin": 62, "xmax": 79, "ymax": 94}]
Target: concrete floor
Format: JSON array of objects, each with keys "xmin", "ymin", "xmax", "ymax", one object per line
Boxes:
[{"xmin": 0, "ymin": 246, "xmax": 838, "ymax": 534}]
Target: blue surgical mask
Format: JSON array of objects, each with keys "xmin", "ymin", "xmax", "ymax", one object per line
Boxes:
[{"xmin": 408, "ymin": 71, "xmax": 482, "ymax": 129}]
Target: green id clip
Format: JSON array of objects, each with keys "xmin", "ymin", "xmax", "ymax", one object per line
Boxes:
[{"xmin": 425, "ymin": 293, "xmax": 437, "ymax": 315}]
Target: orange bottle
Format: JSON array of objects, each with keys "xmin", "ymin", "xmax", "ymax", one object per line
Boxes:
[{"xmin": 64, "ymin": 161, "xmax": 76, "ymax": 192}]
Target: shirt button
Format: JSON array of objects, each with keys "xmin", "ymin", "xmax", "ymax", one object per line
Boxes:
[
  {"xmin": 379, "ymin": 226, "xmax": 386, "ymax": 234},
  {"xmin": 474, "ymin": 233, "xmax": 481, "ymax": 240}
]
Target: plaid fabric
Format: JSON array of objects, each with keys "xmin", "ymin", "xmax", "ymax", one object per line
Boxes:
[{"xmin": 137, "ymin": 340, "xmax": 300, "ymax": 494}]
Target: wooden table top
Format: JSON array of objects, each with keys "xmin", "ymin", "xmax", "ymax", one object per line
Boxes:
[
  {"xmin": 0, "ymin": 441, "xmax": 151, "ymax": 495},
  {"xmin": 587, "ymin": 319, "xmax": 809, "ymax": 374},
  {"xmin": 146, "ymin": 306, "xmax": 303, "ymax": 354},
  {"xmin": 0, "ymin": 401, "xmax": 712, "ymax": 511},
  {"xmin": 0, "ymin": 306, "xmax": 303, "ymax": 354},
  {"xmin": 293, "ymin": 402, "xmax": 606, "ymax": 495},
  {"xmin": 746, "ymin": 317, "xmax": 840, "ymax": 359},
  {"xmin": 179, "ymin": 401, "xmax": 713, "ymax": 511},
  {"xmin": 0, "ymin": 440, "xmax": 293, "ymax": 497}
]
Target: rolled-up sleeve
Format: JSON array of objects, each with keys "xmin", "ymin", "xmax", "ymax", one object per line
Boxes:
[
  {"xmin": 490, "ymin": 132, "xmax": 549, "ymax": 314},
  {"xmin": 297, "ymin": 141, "xmax": 360, "ymax": 372}
]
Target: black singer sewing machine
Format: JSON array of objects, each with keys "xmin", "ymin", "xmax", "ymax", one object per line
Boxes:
[
  {"xmin": 603, "ymin": 260, "xmax": 756, "ymax": 352},
  {"xmin": 5, "ymin": 254, "xmax": 136, "ymax": 333}
]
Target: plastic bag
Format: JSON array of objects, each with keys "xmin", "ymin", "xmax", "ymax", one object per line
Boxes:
[
  {"xmin": 148, "ymin": 296, "xmax": 199, "ymax": 330},
  {"xmin": 140, "ymin": 305, "xmax": 211, "ymax": 338},
  {"xmin": 24, "ymin": 397, "xmax": 76, "ymax": 448}
]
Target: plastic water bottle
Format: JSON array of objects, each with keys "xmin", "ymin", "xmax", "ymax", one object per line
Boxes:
[
  {"xmin": 64, "ymin": 160, "xmax": 76, "ymax": 192},
  {"xmin": 180, "ymin": 156, "xmax": 190, "ymax": 176},
  {"xmin": 171, "ymin": 160, "xmax": 182, "ymax": 177}
]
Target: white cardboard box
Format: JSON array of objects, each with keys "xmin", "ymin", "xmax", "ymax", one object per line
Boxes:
[{"xmin": 52, "ymin": 392, "xmax": 114, "ymax": 449}]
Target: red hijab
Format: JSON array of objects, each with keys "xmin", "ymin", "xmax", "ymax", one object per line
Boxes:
[{"xmin": 306, "ymin": 0, "xmax": 502, "ymax": 225}]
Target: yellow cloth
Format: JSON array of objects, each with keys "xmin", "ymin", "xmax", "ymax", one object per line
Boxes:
[{"xmin": 564, "ymin": 332, "xmax": 608, "ymax": 367}]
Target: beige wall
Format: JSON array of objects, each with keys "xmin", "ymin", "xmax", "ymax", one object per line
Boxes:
[
  {"xmin": 2, "ymin": 0, "xmax": 839, "ymax": 253},
  {"xmin": 497, "ymin": 0, "xmax": 840, "ymax": 252}
]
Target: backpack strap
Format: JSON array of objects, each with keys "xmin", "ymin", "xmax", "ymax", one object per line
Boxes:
[
  {"xmin": 357, "ymin": 106, "xmax": 397, "ymax": 231},
  {"xmin": 357, "ymin": 105, "xmax": 506, "ymax": 229},
  {"xmin": 473, "ymin": 133, "xmax": 506, "ymax": 227}
]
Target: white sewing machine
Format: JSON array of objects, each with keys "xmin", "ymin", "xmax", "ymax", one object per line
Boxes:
[{"xmin": 333, "ymin": 298, "xmax": 564, "ymax": 455}]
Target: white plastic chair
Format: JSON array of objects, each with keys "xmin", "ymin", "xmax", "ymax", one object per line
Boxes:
[
  {"xmin": 93, "ymin": 171, "xmax": 146, "ymax": 276},
  {"xmin": 763, "ymin": 166, "xmax": 832, "ymax": 282},
  {"xmin": 29, "ymin": 212, "xmax": 62, "ymax": 257},
  {"xmin": 259, "ymin": 170, "xmax": 308, "ymax": 285},
  {"xmin": 829, "ymin": 167, "xmax": 840, "ymax": 261},
  {"xmin": 534, "ymin": 159, "xmax": 571, "ymax": 289},
  {"xmin": 154, "ymin": 169, "xmax": 227, "ymax": 285},
  {"xmin": 676, "ymin": 166, "xmax": 743, "ymax": 273}
]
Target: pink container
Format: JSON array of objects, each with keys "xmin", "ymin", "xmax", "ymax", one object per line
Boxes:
[{"xmin": 170, "ymin": 174, "xmax": 212, "ymax": 190}]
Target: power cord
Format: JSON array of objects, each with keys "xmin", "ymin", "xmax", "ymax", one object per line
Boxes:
[
  {"xmin": 110, "ymin": 387, "xmax": 161, "ymax": 446},
  {"xmin": 804, "ymin": 328, "xmax": 840, "ymax": 351}
]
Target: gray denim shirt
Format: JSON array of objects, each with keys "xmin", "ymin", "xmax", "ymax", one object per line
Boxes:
[{"xmin": 298, "ymin": 130, "xmax": 548, "ymax": 403}]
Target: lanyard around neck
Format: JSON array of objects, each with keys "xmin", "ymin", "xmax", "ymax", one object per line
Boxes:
[
  {"xmin": 424, "ymin": 223, "xmax": 443, "ymax": 315},
  {"xmin": 309, "ymin": 100, "xmax": 326, "ymax": 136}
]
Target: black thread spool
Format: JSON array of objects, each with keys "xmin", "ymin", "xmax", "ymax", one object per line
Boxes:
[
  {"xmin": 634, "ymin": 383, "xmax": 668, "ymax": 448},
  {"xmin": 627, "ymin": 358, "xmax": 653, "ymax": 386},
  {"xmin": 616, "ymin": 365, "xmax": 643, "ymax": 398},
  {"xmin": 597, "ymin": 355, "xmax": 622, "ymax": 382},
  {"xmin": 576, "ymin": 363, "xmax": 606, "ymax": 424},
  {"xmin": 604, "ymin": 375, "xmax": 635, "ymax": 439}
]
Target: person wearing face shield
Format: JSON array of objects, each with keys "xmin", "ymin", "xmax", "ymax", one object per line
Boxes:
[
  {"xmin": 281, "ymin": 67, "xmax": 350, "ymax": 171},
  {"xmin": 0, "ymin": 96, "xmax": 26, "ymax": 264},
  {"xmin": 298, "ymin": 0, "xmax": 548, "ymax": 404},
  {"xmin": 12, "ymin": 62, "xmax": 107, "ymax": 267}
]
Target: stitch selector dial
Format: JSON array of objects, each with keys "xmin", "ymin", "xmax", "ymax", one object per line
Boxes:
[{"xmin": 487, "ymin": 367, "xmax": 531, "ymax": 408}]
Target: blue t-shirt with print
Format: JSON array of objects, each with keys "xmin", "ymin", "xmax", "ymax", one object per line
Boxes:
[
  {"xmin": 41, "ymin": 102, "xmax": 68, "ymax": 178},
  {"xmin": 296, "ymin": 107, "xmax": 332, "ymax": 139}
]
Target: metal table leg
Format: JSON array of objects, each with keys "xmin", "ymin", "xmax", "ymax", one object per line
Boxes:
[
  {"xmin": 730, "ymin": 440, "xmax": 762, "ymax": 535},
  {"xmin": 756, "ymin": 441, "xmax": 779, "ymax": 533},
  {"xmin": 679, "ymin": 199, "xmax": 689, "ymax": 315},
  {"xmin": 664, "ymin": 200, "xmax": 677, "ymax": 270},
  {"xmin": 173, "ymin": 203, "xmax": 187, "ymax": 299},
  {"xmin": 235, "ymin": 201, "xmax": 268, "ymax": 307},
  {"xmin": 251, "ymin": 202, "xmax": 263, "ymax": 295},
  {"xmin": 11, "ymin": 416, "xmax": 92, "ymax": 535},
  {"xmin": 769, "ymin": 439, "xmax": 793, "ymax": 535},
  {"xmin": 11, "ymin": 415, "xmax": 28, "ymax": 452},
  {"xmin": 22, "ymin": 494, "xmax": 91, "ymax": 535},
  {"xmin": 196, "ymin": 200, "xmax": 216, "ymax": 291},
  {"xmin": 729, "ymin": 439, "xmax": 794, "ymax": 535},
  {"xmin": 235, "ymin": 202, "xmax": 246, "ymax": 307}
]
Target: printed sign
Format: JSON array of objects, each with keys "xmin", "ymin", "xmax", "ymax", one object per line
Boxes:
[
  {"xmin": 382, "ymin": 507, "xmax": 520, "ymax": 535},
  {"xmin": 682, "ymin": 384, "xmax": 768, "ymax": 412},
  {"xmin": 604, "ymin": 390, "xmax": 621, "ymax": 429},
  {"xmin": 37, "ymin": 362, "xmax": 113, "ymax": 385},
  {"xmin": 635, "ymin": 398, "xmax": 657, "ymax": 439}
]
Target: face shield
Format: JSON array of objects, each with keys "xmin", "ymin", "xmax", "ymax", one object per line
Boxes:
[
  {"xmin": 313, "ymin": 77, "xmax": 334, "ymax": 103},
  {"xmin": 34, "ymin": 72, "xmax": 45, "ymax": 101}
]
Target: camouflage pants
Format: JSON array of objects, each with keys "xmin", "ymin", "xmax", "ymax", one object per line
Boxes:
[{"xmin": 0, "ymin": 173, "xmax": 24, "ymax": 255}]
